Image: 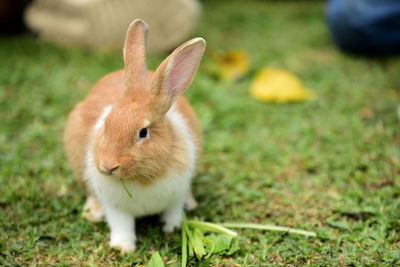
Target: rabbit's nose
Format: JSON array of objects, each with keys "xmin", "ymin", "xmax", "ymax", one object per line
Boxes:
[{"xmin": 101, "ymin": 162, "xmax": 120, "ymax": 176}]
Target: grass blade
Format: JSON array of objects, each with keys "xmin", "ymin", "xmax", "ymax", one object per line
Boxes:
[
  {"xmin": 181, "ymin": 219, "xmax": 188, "ymax": 267},
  {"xmin": 120, "ymin": 178, "xmax": 132, "ymax": 198},
  {"xmin": 186, "ymin": 220, "xmax": 238, "ymax": 237},
  {"xmin": 148, "ymin": 251, "xmax": 165, "ymax": 267},
  {"xmin": 221, "ymin": 223, "xmax": 316, "ymax": 237}
]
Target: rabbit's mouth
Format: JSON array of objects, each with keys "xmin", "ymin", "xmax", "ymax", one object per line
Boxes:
[
  {"xmin": 97, "ymin": 157, "xmax": 122, "ymax": 177},
  {"xmin": 98, "ymin": 165, "xmax": 120, "ymax": 176}
]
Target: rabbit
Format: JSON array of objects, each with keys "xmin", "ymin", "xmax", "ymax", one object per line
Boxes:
[{"xmin": 63, "ymin": 19, "xmax": 205, "ymax": 252}]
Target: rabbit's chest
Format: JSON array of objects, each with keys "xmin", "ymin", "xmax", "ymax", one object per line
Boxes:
[{"xmin": 89, "ymin": 167, "xmax": 191, "ymax": 217}]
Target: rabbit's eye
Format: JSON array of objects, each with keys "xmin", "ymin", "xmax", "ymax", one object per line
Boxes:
[{"xmin": 139, "ymin": 128, "xmax": 148, "ymax": 139}]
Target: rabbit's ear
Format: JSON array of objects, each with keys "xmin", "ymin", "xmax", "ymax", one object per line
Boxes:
[
  {"xmin": 123, "ymin": 19, "xmax": 148, "ymax": 91},
  {"xmin": 150, "ymin": 38, "xmax": 206, "ymax": 114}
]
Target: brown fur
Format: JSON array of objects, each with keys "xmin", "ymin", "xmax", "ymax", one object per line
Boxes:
[{"xmin": 124, "ymin": 20, "xmax": 148, "ymax": 90}]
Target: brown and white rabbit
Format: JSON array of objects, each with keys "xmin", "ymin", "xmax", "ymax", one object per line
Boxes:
[{"xmin": 63, "ymin": 19, "xmax": 205, "ymax": 252}]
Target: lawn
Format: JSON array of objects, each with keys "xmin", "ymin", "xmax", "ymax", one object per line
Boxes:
[{"xmin": 1, "ymin": 0, "xmax": 400, "ymax": 266}]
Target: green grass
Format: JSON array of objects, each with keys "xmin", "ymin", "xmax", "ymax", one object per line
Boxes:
[{"xmin": 1, "ymin": 0, "xmax": 400, "ymax": 265}]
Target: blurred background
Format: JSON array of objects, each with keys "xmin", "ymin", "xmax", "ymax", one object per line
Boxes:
[{"xmin": 1, "ymin": 0, "xmax": 399, "ymax": 265}]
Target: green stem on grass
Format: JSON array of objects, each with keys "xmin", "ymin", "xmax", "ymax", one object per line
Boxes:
[
  {"xmin": 221, "ymin": 223, "xmax": 317, "ymax": 237},
  {"xmin": 120, "ymin": 178, "xmax": 132, "ymax": 198},
  {"xmin": 186, "ymin": 220, "xmax": 238, "ymax": 237},
  {"xmin": 181, "ymin": 218, "xmax": 188, "ymax": 267}
]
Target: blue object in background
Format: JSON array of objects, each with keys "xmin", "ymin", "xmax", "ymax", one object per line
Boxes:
[{"xmin": 327, "ymin": 0, "xmax": 400, "ymax": 55}]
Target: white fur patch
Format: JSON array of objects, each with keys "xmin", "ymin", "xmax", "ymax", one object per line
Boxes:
[
  {"xmin": 94, "ymin": 105, "xmax": 113, "ymax": 132},
  {"xmin": 166, "ymin": 104, "xmax": 197, "ymax": 170},
  {"xmin": 143, "ymin": 119, "xmax": 151, "ymax": 127}
]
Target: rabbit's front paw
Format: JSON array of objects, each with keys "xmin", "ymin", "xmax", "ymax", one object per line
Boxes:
[
  {"xmin": 110, "ymin": 236, "xmax": 136, "ymax": 253},
  {"xmin": 162, "ymin": 223, "xmax": 179, "ymax": 233},
  {"xmin": 82, "ymin": 196, "xmax": 105, "ymax": 222},
  {"xmin": 184, "ymin": 192, "xmax": 198, "ymax": 211},
  {"xmin": 162, "ymin": 204, "xmax": 183, "ymax": 233}
]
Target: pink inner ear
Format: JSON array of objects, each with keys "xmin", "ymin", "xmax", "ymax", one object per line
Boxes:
[{"xmin": 166, "ymin": 45, "xmax": 204, "ymax": 98}]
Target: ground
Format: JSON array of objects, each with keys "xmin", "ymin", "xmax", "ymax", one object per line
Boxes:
[{"xmin": 1, "ymin": 0, "xmax": 400, "ymax": 266}]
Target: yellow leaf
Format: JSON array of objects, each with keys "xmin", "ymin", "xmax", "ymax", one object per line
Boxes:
[
  {"xmin": 210, "ymin": 50, "xmax": 249, "ymax": 81},
  {"xmin": 250, "ymin": 68, "xmax": 313, "ymax": 102}
]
